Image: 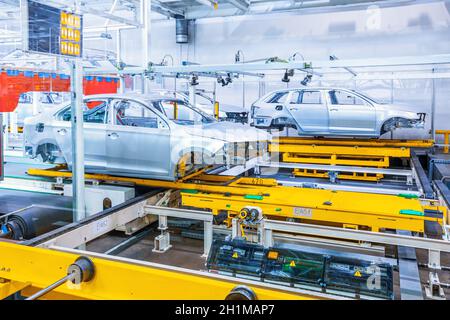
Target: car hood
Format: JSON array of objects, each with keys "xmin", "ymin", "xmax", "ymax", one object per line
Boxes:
[
  {"xmin": 182, "ymin": 122, "xmax": 272, "ymax": 142},
  {"xmin": 381, "ymin": 104, "xmax": 420, "ymax": 115}
]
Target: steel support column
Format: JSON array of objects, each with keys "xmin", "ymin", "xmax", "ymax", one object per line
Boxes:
[
  {"xmin": 189, "ymin": 84, "xmax": 197, "ymax": 107},
  {"xmin": 140, "ymin": 0, "xmax": 151, "ymax": 93},
  {"xmin": 203, "ymin": 220, "xmax": 213, "ymax": 257},
  {"xmin": 70, "ymin": 58, "xmax": 86, "ymax": 222}
]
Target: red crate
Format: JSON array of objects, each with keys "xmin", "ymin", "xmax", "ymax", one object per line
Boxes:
[{"xmin": 0, "ymin": 68, "xmax": 119, "ymax": 112}]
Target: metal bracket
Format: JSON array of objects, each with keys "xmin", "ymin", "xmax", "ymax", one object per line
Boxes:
[
  {"xmin": 153, "ymin": 215, "xmax": 172, "ymax": 253},
  {"xmin": 152, "ymin": 232, "xmax": 172, "ymax": 253},
  {"xmin": 428, "ymin": 250, "xmax": 441, "ymax": 270},
  {"xmin": 424, "ymin": 272, "xmax": 446, "ymax": 300}
]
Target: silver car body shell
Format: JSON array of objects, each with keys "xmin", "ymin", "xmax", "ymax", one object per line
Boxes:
[
  {"xmin": 23, "ymin": 93, "xmax": 271, "ymax": 181},
  {"xmin": 251, "ymin": 87, "xmax": 425, "ymax": 137}
]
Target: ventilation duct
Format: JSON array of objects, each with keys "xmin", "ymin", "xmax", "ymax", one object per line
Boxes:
[{"xmin": 176, "ymin": 19, "xmax": 189, "ymax": 44}]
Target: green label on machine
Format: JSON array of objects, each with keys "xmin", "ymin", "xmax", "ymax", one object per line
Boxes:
[
  {"xmin": 181, "ymin": 189, "xmax": 199, "ymax": 194},
  {"xmin": 398, "ymin": 194, "xmax": 419, "ymax": 199},
  {"xmin": 399, "ymin": 209, "xmax": 424, "ymax": 216},
  {"xmin": 244, "ymin": 195, "xmax": 264, "ymax": 201}
]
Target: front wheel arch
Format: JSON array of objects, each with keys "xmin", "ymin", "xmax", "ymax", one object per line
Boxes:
[
  {"xmin": 174, "ymin": 148, "xmax": 215, "ymax": 179},
  {"xmin": 35, "ymin": 143, "xmax": 65, "ymax": 163},
  {"xmin": 270, "ymin": 117, "xmax": 297, "ymax": 131},
  {"xmin": 380, "ymin": 117, "xmax": 410, "ymax": 136}
]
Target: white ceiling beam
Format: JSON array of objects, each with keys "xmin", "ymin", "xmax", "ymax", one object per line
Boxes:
[
  {"xmin": 152, "ymin": 0, "xmax": 184, "ymax": 18},
  {"xmin": 227, "ymin": 0, "xmax": 249, "ymax": 12},
  {"xmin": 4, "ymin": 0, "xmax": 143, "ymax": 28},
  {"xmin": 194, "ymin": 0, "xmax": 218, "ymax": 7},
  {"xmin": 0, "ymin": 0, "xmax": 18, "ymax": 6},
  {"xmin": 79, "ymin": 5, "xmax": 142, "ymax": 27},
  {"xmin": 147, "ymin": 54, "xmax": 450, "ymax": 74},
  {"xmin": 184, "ymin": 0, "xmax": 442, "ymax": 20},
  {"xmin": 104, "ymin": 0, "xmax": 120, "ymax": 26}
]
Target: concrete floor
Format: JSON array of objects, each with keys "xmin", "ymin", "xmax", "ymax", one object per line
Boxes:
[
  {"xmin": 3, "ymin": 155, "xmax": 55, "ymax": 179},
  {"xmin": 87, "ymin": 229, "xmax": 206, "ymax": 271},
  {"xmin": 1, "ymin": 156, "xmax": 449, "ymax": 299},
  {"xmin": 85, "ymin": 224, "xmax": 450, "ymax": 300}
]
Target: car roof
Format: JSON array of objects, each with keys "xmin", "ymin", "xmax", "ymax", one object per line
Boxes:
[
  {"xmin": 52, "ymin": 93, "xmax": 183, "ymax": 121},
  {"xmin": 84, "ymin": 93, "xmax": 180, "ymax": 102},
  {"xmin": 270, "ymin": 87, "xmax": 357, "ymax": 93}
]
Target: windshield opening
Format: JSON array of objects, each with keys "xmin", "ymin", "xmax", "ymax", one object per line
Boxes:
[
  {"xmin": 157, "ymin": 99, "xmax": 216, "ymax": 125},
  {"xmin": 351, "ymin": 90, "xmax": 381, "ymax": 104}
]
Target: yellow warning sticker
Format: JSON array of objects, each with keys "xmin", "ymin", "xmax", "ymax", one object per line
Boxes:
[
  {"xmin": 354, "ymin": 270, "xmax": 362, "ymax": 277},
  {"xmin": 232, "ymin": 252, "xmax": 238, "ymax": 259},
  {"xmin": 290, "ymin": 261, "xmax": 296, "ymax": 267}
]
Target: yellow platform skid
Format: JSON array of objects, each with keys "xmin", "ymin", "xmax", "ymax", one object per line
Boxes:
[
  {"xmin": 273, "ymin": 137, "xmax": 434, "ymax": 148},
  {"xmin": 269, "ymin": 137, "xmax": 434, "ymax": 178},
  {"xmin": 270, "ymin": 144, "xmax": 408, "ymax": 167},
  {"xmin": 292, "ymin": 168, "xmax": 384, "ymax": 182},
  {"xmin": 0, "ymin": 242, "xmax": 322, "ymax": 300},
  {"xmin": 27, "ymin": 166, "xmax": 445, "ymax": 233},
  {"xmin": 182, "ymin": 188, "xmax": 445, "ymax": 233}
]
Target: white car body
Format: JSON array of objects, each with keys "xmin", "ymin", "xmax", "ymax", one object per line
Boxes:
[
  {"xmin": 24, "ymin": 93, "xmax": 270, "ymax": 181},
  {"xmin": 250, "ymin": 87, "xmax": 425, "ymax": 137}
]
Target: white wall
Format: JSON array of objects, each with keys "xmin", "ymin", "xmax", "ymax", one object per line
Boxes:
[{"xmin": 134, "ymin": 1, "xmax": 450, "ymax": 139}]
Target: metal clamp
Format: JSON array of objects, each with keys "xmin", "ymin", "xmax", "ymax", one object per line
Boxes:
[
  {"xmin": 225, "ymin": 285, "xmax": 257, "ymax": 300},
  {"xmin": 26, "ymin": 256, "xmax": 95, "ymax": 300}
]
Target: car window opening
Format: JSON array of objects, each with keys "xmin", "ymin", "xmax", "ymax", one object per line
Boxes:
[
  {"xmin": 330, "ymin": 90, "xmax": 366, "ymax": 106},
  {"xmin": 115, "ymin": 100, "xmax": 160, "ymax": 129},
  {"xmin": 159, "ymin": 99, "xmax": 215, "ymax": 125}
]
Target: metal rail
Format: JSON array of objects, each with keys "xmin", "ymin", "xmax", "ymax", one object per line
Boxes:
[
  {"xmin": 256, "ymin": 161, "xmax": 414, "ymax": 177},
  {"xmin": 410, "ymin": 150, "xmax": 434, "ymax": 198},
  {"xmin": 0, "ymin": 241, "xmax": 334, "ymax": 300},
  {"xmin": 144, "ymin": 205, "xmax": 213, "ymax": 222},
  {"xmin": 143, "ymin": 205, "xmax": 213, "ymax": 256},
  {"xmin": 22, "ymin": 189, "xmax": 164, "ymax": 247},
  {"xmin": 25, "ymin": 162, "xmax": 422, "ymax": 196},
  {"xmin": 182, "ymin": 187, "xmax": 443, "ymax": 233},
  {"xmin": 147, "ymin": 54, "xmax": 450, "ymax": 73},
  {"xmin": 26, "ymin": 165, "xmax": 442, "ymax": 233},
  {"xmin": 273, "ymin": 137, "xmax": 434, "ymax": 148},
  {"xmin": 276, "ymin": 178, "xmax": 421, "ymax": 196},
  {"xmin": 261, "ymin": 219, "xmax": 450, "ymax": 252},
  {"xmin": 25, "ymin": 273, "xmax": 75, "ymax": 300}
]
